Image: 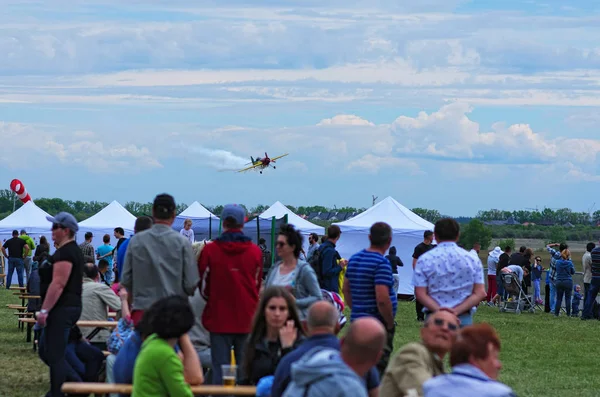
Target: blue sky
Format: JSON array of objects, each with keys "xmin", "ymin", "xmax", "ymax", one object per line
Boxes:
[{"xmin": 1, "ymin": 1, "xmax": 599, "ymax": 216}]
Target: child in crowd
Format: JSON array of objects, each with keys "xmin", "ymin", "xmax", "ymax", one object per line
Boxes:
[
  {"xmin": 132, "ymin": 295, "xmax": 204, "ymax": 397},
  {"xmin": 531, "ymin": 257, "xmax": 543, "ymax": 304},
  {"xmin": 572, "ymin": 284, "xmax": 583, "ymax": 317}
]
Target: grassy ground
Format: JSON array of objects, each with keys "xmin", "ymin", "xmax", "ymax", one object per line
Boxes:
[{"xmin": 2, "ymin": 288, "xmax": 600, "ymax": 397}]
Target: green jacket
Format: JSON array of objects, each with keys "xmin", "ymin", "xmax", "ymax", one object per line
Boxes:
[
  {"xmin": 380, "ymin": 342, "xmax": 445, "ymax": 397},
  {"xmin": 132, "ymin": 334, "xmax": 193, "ymax": 397},
  {"xmin": 19, "ymin": 235, "xmax": 35, "ymax": 257}
]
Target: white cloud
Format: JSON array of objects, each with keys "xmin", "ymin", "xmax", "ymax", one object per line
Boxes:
[
  {"xmin": 347, "ymin": 154, "xmax": 423, "ymax": 174},
  {"xmin": 317, "ymin": 114, "xmax": 374, "ymax": 126},
  {"xmin": 0, "ymin": 121, "xmax": 161, "ymax": 171}
]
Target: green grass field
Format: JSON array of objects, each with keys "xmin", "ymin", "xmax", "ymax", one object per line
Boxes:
[{"xmin": 1, "ymin": 287, "xmax": 599, "ymax": 397}]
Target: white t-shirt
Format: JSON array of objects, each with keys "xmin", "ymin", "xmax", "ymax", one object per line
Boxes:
[
  {"xmin": 271, "ymin": 267, "xmax": 296, "ymax": 288},
  {"xmin": 180, "ymin": 228, "xmax": 194, "ymax": 244}
]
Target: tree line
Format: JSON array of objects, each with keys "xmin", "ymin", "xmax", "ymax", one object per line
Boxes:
[{"xmin": 1, "ymin": 191, "xmax": 599, "ymax": 246}]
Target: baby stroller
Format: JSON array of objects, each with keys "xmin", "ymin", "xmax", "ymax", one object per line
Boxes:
[{"xmin": 499, "ymin": 273, "xmax": 536, "ymax": 314}]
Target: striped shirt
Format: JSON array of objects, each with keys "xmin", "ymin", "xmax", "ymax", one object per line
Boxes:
[
  {"xmin": 345, "ymin": 249, "xmax": 398, "ymax": 323},
  {"xmin": 591, "ymin": 246, "xmax": 600, "ymax": 282}
]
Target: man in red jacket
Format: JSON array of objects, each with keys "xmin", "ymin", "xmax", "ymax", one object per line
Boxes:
[{"xmin": 198, "ymin": 204, "xmax": 263, "ymax": 385}]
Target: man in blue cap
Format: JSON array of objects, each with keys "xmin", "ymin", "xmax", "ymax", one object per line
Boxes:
[{"xmin": 198, "ymin": 203, "xmax": 263, "ymax": 385}]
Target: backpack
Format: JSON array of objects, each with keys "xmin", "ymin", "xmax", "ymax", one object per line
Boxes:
[{"xmin": 309, "ymin": 247, "xmax": 324, "ymax": 288}]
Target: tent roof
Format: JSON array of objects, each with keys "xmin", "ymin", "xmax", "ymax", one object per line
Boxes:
[
  {"xmin": 177, "ymin": 201, "xmax": 218, "ymax": 219},
  {"xmin": 79, "ymin": 200, "xmax": 136, "ymax": 231},
  {"xmin": 334, "ymin": 196, "xmax": 434, "ymax": 232},
  {"xmin": 258, "ymin": 201, "xmax": 324, "ymax": 234},
  {"xmin": 0, "ymin": 201, "xmax": 52, "ymax": 233}
]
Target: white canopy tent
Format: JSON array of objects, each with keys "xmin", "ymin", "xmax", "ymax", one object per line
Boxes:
[
  {"xmin": 77, "ymin": 201, "xmax": 136, "ymax": 248},
  {"xmin": 333, "ymin": 196, "xmax": 434, "ymax": 295},
  {"xmin": 172, "ymin": 201, "xmax": 220, "ymax": 241},
  {"xmin": 0, "ymin": 201, "xmax": 54, "ymax": 285},
  {"xmin": 0, "ymin": 201, "xmax": 53, "ymax": 239},
  {"xmin": 245, "ymin": 201, "xmax": 325, "ymax": 252}
]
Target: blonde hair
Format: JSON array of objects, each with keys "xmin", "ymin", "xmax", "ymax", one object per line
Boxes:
[
  {"xmin": 561, "ymin": 249, "xmax": 570, "ymax": 260},
  {"xmin": 184, "ymin": 219, "xmax": 192, "ymax": 226}
]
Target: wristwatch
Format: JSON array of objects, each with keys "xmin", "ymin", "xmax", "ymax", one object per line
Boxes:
[{"xmin": 40, "ymin": 309, "xmax": 48, "ymax": 314}]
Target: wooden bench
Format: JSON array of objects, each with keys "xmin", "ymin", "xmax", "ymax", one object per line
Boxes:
[
  {"xmin": 9, "ymin": 286, "xmax": 27, "ymax": 290},
  {"xmin": 62, "ymin": 382, "xmax": 257, "ymax": 396},
  {"xmin": 18, "ymin": 319, "xmax": 118, "ymax": 348},
  {"xmin": 16, "ymin": 294, "xmax": 40, "ymax": 307},
  {"xmin": 7, "ymin": 305, "xmax": 26, "ymax": 310}
]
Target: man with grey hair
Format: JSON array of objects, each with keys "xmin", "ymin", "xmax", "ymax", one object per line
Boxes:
[
  {"xmin": 272, "ymin": 301, "xmax": 381, "ymax": 397},
  {"xmin": 380, "ymin": 309, "xmax": 460, "ymax": 397}
]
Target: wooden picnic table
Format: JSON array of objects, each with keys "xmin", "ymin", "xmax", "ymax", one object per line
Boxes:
[
  {"xmin": 61, "ymin": 383, "xmax": 257, "ymax": 396},
  {"xmin": 19, "ymin": 318, "xmax": 118, "ymax": 349}
]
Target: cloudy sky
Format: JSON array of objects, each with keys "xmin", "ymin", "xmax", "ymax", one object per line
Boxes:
[{"xmin": 1, "ymin": 0, "xmax": 599, "ymax": 215}]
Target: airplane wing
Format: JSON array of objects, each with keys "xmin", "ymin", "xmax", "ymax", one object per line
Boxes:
[
  {"xmin": 270, "ymin": 153, "xmax": 289, "ymax": 161},
  {"xmin": 237, "ymin": 163, "xmax": 262, "ymax": 173}
]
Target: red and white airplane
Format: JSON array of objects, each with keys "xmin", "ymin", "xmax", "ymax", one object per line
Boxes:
[{"xmin": 237, "ymin": 152, "xmax": 289, "ymax": 174}]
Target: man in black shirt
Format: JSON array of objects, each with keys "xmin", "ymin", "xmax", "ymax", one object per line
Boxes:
[
  {"xmin": 2, "ymin": 230, "xmax": 29, "ymax": 288},
  {"xmin": 36, "ymin": 212, "xmax": 84, "ymax": 397},
  {"xmin": 412, "ymin": 230, "xmax": 435, "ymax": 321}
]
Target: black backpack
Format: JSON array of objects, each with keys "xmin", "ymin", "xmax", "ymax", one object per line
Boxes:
[{"xmin": 309, "ymin": 247, "xmax": 324, "ymax": 288}]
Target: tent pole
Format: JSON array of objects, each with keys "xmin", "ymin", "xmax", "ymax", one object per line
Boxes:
[
  {"xmin": 218, "ymin": 217, "xmax": 222, "ymax": 236},
  {"xmin": 270, "ymin": 216, "xmax": 276, "ymax": 266},
  {"xmin": 209, "ymin": 217, "xmax": 212, "ymax": 240},
  {"xmin": 257, "ymin": 216, "xmax": 260, "ymax": 244}
]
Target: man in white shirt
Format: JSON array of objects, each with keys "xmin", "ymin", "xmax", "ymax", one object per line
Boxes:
[{"xmin": 412, "ymin": 218, "xmax": 486, "ymax": 327}]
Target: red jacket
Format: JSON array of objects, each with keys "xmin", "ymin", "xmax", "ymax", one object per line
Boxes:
[{"xmin": 198, "ymin": 231, "xmax": 263, "ymax": 334}]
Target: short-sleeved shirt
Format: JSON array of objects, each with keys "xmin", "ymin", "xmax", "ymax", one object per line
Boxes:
[
  {"xmin": 96, "ymin": 244, "xmax": 115, "ymax": 267},
  {"xmin": 506, "ymin": 265, "xmax": 524, "ymax": 282},
  {"xmin": 345, "ymin": 249, "xmax": 398, "ymax": 322},
  {"xmin": 413, "ymin": 242, "xmax": 435, "ymax": 259},
  {"xmin": 180, "ymin": 228, "xmax": 194, "ymax": 244},
  {"xmin": 412, "ymin": 242, "xmax": 484, "ymax": 312},
  {"xmin": 3, "ymin": 237, "xmax": 27, "ymax": 258},
  {"xmin": 39, "ymin": 241, "xmax": 84, "ymax": 308}
]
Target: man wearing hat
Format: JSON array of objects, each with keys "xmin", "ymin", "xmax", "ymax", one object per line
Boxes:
[
  {"xmin": 36, "ymin": 212, "xmax": 84, "ymax": 397},
  {"xmin": 198, "ymin": 203, "xmax": 263, "ymax": 385},
  {"xmin": 486, "ymin": 247, "xmax": 502, "ymax": 304},
  {"xmin": 121, "ymin": 193, "xmax": 199, "ymax": 326}
]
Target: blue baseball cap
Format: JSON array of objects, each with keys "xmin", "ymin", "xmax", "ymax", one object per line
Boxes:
[
  {"xmin": 46, "ymin": 212, "xmax": 79, "ymax": 233},
  {"xmin": 221, "ymin": 204, "xmax": 246, "ymax": 226}
]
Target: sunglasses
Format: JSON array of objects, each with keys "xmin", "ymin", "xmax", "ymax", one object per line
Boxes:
[
  {"xmin": 52, "ymin": 223, "xmax": 65, "ymax": 230},
  {"xmin": 433, "ymin": 318, "xmax": 459, "ymax": 331}
]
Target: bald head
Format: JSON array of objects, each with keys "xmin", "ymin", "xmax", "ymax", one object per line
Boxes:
[
  {"xmin": 83, "ymin": 262, "xmax": 99, "ymax": 280},
  {"xmin": 307, "ymin": 301, "xmax": 339, "ymax": 333},
  {"xmin": 342, "ymin": 317, "xmax": 386, "ymax": 366}
]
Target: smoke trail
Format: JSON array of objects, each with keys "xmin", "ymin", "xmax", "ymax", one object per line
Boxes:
[{"xmin": 184, "ymin": 145, "xmax": 249, "ymax": 171}]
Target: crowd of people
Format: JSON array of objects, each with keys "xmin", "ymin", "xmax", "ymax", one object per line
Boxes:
[
  {"xmin": 11, "ymin": 192, "xmax": 580, "ymax": 396},
  {"xmin": 484, "ymin": 240, "xmax": 598, "ymax": 319}
]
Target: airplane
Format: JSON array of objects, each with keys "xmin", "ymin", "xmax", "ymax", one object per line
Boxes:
[{"xmin": 237, "ymin": 152, "xmax": 289, "ymax": 174}]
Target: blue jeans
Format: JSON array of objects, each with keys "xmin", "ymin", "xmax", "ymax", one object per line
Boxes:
[
  {"xmin": 582, "ymin": 282, "xmax": 600, "ymax": 319},
  {"xmin": 39, "ymin": 306, "xmax": 82, "ymax": 396},
  {"xmin": 549, "ymin": 280, "xmax": 556, "ymax": 312},
  {"xmin": 554, "ymin": 280, "xmax": 573, "ymax": 316},
  {"xmin": 533, "ymin": 279, "xmax": 541, "ymax": 301},
  {"xmin": 209, "ymin": 333, "xmax": 247, "ymax": 385},
  {"xmin": 6, "ymin": 257, "xmax": 24, "ymax": 288}
]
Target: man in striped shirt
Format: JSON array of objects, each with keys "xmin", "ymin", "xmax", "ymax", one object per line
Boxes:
[
  {"xmin": 343, "ymin": 221, "xmax": 397, "ymax": 377},
  {"xmin": 582, "ymin": 239, "xmax": 600, "ymax": 320}
]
